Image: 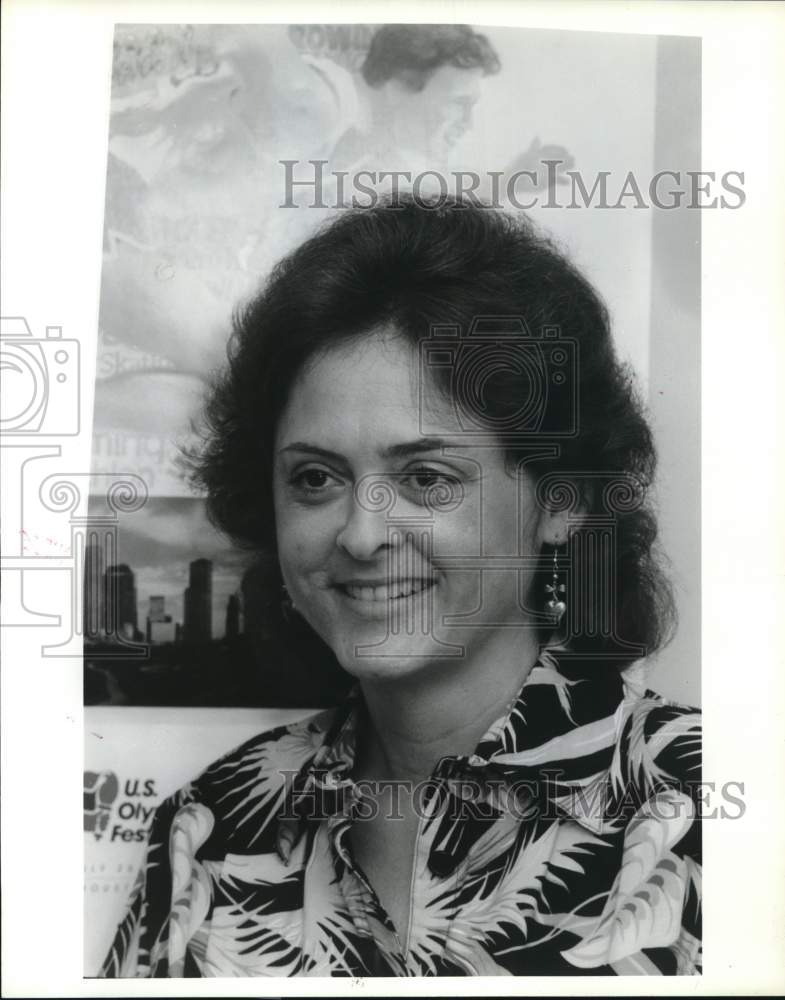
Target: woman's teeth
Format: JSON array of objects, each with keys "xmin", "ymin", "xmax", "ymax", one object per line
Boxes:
[{"xmin": 342, "ymin": 580, "xmax": 435, "ymax": 602}]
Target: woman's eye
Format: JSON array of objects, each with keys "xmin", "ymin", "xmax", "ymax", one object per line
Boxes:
[
  {"xmin": 406, "ymin": 467, "xmax": 458, "ymax": 487},
  {"xmin": 302, "ymin": 470, "xmax": 330, "ymax": 489},
  {"xmin": 402, "ymin": 468, "xmax": 462, "ymax": 507},
  {"xmin": 411, "ymin": 470, "xmax": 443, "ymax": 488},
  {"xmin": 290, "ymin": 468, "xmax": 341, "ymax": 496}
]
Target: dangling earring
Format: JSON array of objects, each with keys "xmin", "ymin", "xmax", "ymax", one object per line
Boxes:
[{"xmin": 545, "ymin": 545, "xmax": 567, "ymax": 624}]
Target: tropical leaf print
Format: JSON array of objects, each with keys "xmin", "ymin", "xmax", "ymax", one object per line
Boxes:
[
  {"xmin": 559, "ymin": 790, "xmax": 694, "ymax": 968},
  {"xmin": 167, "ymin": 803, "xmax": 216, "ymax": 975},
  {"xmin": 201, "ymin": 825, "xmax": 369, "ymax": 976},
  {"xmin": 100, "ymin": 665, "xmax": 701, "ymax": 979},
  {"xmin": 610, "ymin": 698, "xmax": 700, "ymax": 800},
  {"xmin": 408, "ymin": 806, "xmax": 610, "ymax": 974},
  {"xmin": 208, "ymin": 721, "xmax": 331, "ymax": 846}
]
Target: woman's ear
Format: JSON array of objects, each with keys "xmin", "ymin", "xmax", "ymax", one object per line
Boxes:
[
  {"xmin": 539, "ymin": 506, "xmax": 571, "ymax": 547},
  {"xmin": 538, "ymin": 481, "xmax": 593, "ymax": 546}
]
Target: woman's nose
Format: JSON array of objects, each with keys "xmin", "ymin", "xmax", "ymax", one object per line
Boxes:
[{"xmin": 335, "ymin": 495, "xmax": 391, "ymax": 561}]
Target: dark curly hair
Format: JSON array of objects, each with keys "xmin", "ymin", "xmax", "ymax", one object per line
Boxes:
[
  {"xmin": 361, "ymin": 24, "xmax": 500, "ymax": 93},
  {"xmin": 191, "ymin": 196, "xmax": 675, "ymax": 674}
]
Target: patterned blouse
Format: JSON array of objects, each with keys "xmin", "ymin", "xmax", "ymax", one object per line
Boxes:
[{"xmin": 101, "ymin": 657, "xmax": 702, "ymax": 977}]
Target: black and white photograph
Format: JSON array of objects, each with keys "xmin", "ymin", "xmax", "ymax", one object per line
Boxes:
[
  {"xmin": 86, "ymin": 18, "xmax": 706, "ymax": 978},
  {"xmin": 1, "ymin": 1, "xmax": 784, "ymax": 996}
]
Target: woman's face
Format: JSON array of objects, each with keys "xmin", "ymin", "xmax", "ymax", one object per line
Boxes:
[{"xmin": 272, "ymin": 329, "xmax": 560, "ymax": 683}]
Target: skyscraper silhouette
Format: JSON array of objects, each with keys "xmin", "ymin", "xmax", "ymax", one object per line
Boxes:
[
  {"xmin": 148, "ymin": 595, "xmax": 166, "ymax": 622},
  {"xmin": 225, "ymin": 593, "xmax": 240, "ymax": 640},
  {"xmin": 184, "ymin": 558, "xmax": 213, "ymax": 643},
  {"xmin": 83, "ymin": 540, "xmax": 105, "ymax": 639},
  {"xmin": 104, "ymin": 564, "xmax": 138, "ymax": 639}
]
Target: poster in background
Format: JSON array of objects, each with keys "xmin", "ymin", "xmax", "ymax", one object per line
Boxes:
[{"xmin": 85, "ymin": 21, "xmax": 700, "ymax": 710}]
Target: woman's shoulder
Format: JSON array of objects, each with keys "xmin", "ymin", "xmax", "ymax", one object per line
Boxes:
[
  {"xmin": 205, "ymin": 704, "xmax": 340, "ymax": 777},
  {"xmin": 615, "ymin": 679, "xmax": 702, "ymax": 791},
  {"xmin": 148, "ymin": 705, "xmax": 343, "ymax": 847}
]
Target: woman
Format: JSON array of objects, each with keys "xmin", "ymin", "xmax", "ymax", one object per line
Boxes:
[{"xmin": 101, "ymin": 196, "xmax": 701, "ymax": 977}]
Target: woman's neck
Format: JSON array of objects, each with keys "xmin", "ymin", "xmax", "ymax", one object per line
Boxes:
[{"xmin": 354, "ymin": 633, "xmax": 541, "ymax": 784}]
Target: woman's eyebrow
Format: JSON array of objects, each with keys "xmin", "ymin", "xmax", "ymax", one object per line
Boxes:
[
  {"xmin": 277, "ymin": 438, "xmax": 449, "ymax": 462},
  {"xmin": 383, "ymin": 438, "xmax": 449, "ymax": 459},
  {"xmin": 277, "ymin": 443, "xmax": 347, "ymax": 462}
]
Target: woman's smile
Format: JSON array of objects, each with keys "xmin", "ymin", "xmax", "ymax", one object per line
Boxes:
[
  {"xmin": 330, "ymin": 576, "xmax": 439, "ymax": 624},
  {"xmin": 336, "ymin": 578, "xmax": 437, "ymax": 602}
]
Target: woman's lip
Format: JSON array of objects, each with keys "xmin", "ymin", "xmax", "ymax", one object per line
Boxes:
[
  {"xmin": 332, "ymin": 578, "xmax": 437, "ymax": 620},
  {"xmin": 334, "ymin": 579, "xmax": 437, "ymax": 602},
  {"xmin": 334, "ymin": 578, "xmax": 434, "ymax": 588}
]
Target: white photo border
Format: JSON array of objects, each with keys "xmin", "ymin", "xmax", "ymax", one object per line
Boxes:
[{"xmin": 2, "ymin": 0, "xmax": 784, "ymax": 996}]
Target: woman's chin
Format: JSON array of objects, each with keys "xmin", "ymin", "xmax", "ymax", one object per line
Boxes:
[{"xmin": 331, "ymin": 636, "xmax": 465, "ymax": 685}]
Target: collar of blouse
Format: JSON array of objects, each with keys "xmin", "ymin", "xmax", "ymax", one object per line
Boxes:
[{"xmin": 275, "ymin": 652, "xmax": 645, "ymax": 877}]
